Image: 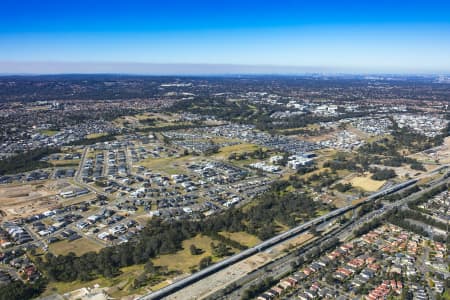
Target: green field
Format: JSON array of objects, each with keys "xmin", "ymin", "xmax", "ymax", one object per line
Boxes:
[
  {"xmin": 152, "ymin": 234, "xmax": 221, "ymax": 273},
  {"xmin": 43, "ymin": 264, "xmax": 145, "ymax": 297},
  {"xmin": 219, "ymin": 231, "xmax": 261, "ymax": 247},
  {"xmin": 49, "ymin": 237, "xmax": 103, "ymax": 256},
  {"xmin": 50, "ymin": 159, "xmax": 80, "ymax": 167},
  {"xmin": 348, "ymin": 173, "xmax": 385, "ymax": 192},
  {"xmin": 140, "ymin": 155, "xmax": 194, "ymax": 174},
  {"xmin": 213, "ymin": 143, "xmax": 260, "ymax": 159},
  {"xmin": 39, "ymin": 129, "xmax": 59, "ymax": 136},
  {"xmin": 86, "ymin": 133, "xmax": 108, "ymax": 139}
]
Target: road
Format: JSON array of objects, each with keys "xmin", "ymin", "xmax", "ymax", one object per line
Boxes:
[
  {"xmin": 152, "ymin": 172, "xmax": 449, "ymax": 300},
  {"xmin": 210, "ymin": 225, "xmax": 350, "ymax": 300},
  {"xmin": 139, "ymin": 171, "xmax": 431, "ymax": 300},
  {"xmin": 212, "ymin": 177, "xmax": 450, "ymax": 300},
  {"xmin": 75, "ymin": 147, "xmax": 88, "ymax": 180}
]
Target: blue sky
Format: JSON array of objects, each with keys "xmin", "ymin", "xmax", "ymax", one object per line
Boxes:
[{"xmin": 1, "ymin": 0, "xmax": 450, "ymax": 74}]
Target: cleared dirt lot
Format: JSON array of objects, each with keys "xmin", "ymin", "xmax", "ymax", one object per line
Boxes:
[{"xmin": 0, "ymin": 183, "xmax": 57, "ymax": 220}]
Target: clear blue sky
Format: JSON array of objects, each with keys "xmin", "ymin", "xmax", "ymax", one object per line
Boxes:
[{"xmin": 1, "ymin": 0, "xmax": 450, "ymax": 74}]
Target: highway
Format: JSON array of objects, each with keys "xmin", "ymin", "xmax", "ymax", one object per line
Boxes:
[
  {"xmin": 212, "ymin": 176, "xmax": 450, "ymax": 300},
  {"xmin": 138, "ymin": 173, "xmax": 433, "ymax": 300},
  {"xmin": 207, "ymin": 223, "xmax": 352, "ymax": 300}
]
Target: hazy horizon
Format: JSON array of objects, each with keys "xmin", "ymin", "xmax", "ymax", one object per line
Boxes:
[
  {"xmin": 1, "ymin": 1, "xmax": 450, "ymax": 74},
  {"xmin": 1, "ymin": 61, "xmax": 449, "ymax": 76}
]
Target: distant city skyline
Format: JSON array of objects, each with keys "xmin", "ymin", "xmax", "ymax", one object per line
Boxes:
[{"xmin": 1, "ymin": 0, "xmax": 450, "ymax": 74}]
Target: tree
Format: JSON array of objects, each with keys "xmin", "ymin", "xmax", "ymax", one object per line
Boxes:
[
  {"xmin": 0, "ymin": 147, "xmax": 58, "ymax": 175},
  {"xmin": 310, "ymin": 223, "xmax": 318, "ymax": 236},
  {"xmin": 0, "ymin": 277, "xmax": 48, "ymax": 300},
  {"xmin": 144, "ymin": 261, "xmax": 155, "ymax": 273},
  {"xmin": 335, "ymin": 183, "xmax": 352, "ymax": 193},
  {"xmin": 211, "ymin": 242, "xmax": 231, "ymax": 258},
  {"xmin": 189, "ymin": 244, "xmax": 202, "ymax": 255},
  {"xmin": 228, "ymin": 153, "xmax": 237, "ymax": 160},
  {"xmin": 132, "ymin": 273, "xmax": 148, "ymax": 289},
  {"xmin": 199, "ymin": 256, "xmax": 212, "ymax": 269},
  {"xmin": 370, "ymin": 168, "xmax": 396, "ymax": 180}
]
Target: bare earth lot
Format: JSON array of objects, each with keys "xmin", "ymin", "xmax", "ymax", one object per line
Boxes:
[{"xmin": 0, "ymin": 183, "xmax": 57, "ymax": 220}]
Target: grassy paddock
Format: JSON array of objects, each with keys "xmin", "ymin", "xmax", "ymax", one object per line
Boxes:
[
  {"xmin": 50, "ymin": 159, "xmax": 80, "ymax": 166},
  {"xmin": 213, "ymin": 143, "xmax": 261, "ymax": 160},
  {"xmin": 39, "ymin": 130, "xmax": 59, "ymax": 136},
  {"xmin": 49, "ymin": 237, "xmax": 103, "ymax": 256},
  {"xmin": 86, "ymin": 133, "xmax": 108, "ymax": 139},
  {"xmin": 219, "ymin": 231, "xmax": 261, "ymax": 247},
  {"xmin": 348, "ymin": 173, "xmax": 385, "ymax": 192},
  {"xmin": 153, "ymin": 234, "xmax": 223, "ymax": 273},
  {"xmin": 140, "ymin": 155, "xmax": 194, "ymax": 174}
]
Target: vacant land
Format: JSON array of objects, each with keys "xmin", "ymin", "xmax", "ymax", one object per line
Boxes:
[
  {"xmin": 213, "ymin": 143, "xmax": 260, "ymax": 160},
  {"xmin": 409, "ymin": 136, "xmax": 450, "ymax": 165},
  {"xmin": 44, "ymin": 277, "xmax": 112, "ymax": 297},
  {"xmin": 49, "ymin": 237, "xmax": 104, "ymax": 256},
  {"xmin": 152, "ymin": 234, "xmax": 220, "ymax": 274},
  {"xmin": 219, "ymin": 231, "xmax": 261, "ymax": 247},
  {"xmin": 50, "ymin": 159, "xmax": 80, "ymax": 167},
  {"xmin": 166, "ymin": 233, "xmax": 313, "ymax": 300},
  {"xmin": 140, "ymin": 155, "xmax": 195, "ymax": 175},
  {"xmin": 0, "ymin": 184, "xmax": 57, "ymax": 219},
  {"xmin": 43, "ymin": 264, "xmax": 144, "ymax": 298},
  {"xmin": 39, "ymin": 129, "xmax": 59, "ymax": 136},
  {"xmin": 348, "ymin": 173, "xmax": 385, "ymax": 192},
  {"xmin": 86, "ymin": 133, "xmax": 108, "ymax": 139}
]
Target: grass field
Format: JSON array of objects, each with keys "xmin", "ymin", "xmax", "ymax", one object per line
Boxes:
[
  {"xmin": 212, "ymin": 143, "xmax": 261, "ymax": 160},
  {"xmin": 140, "ymin": 155, "xmax": 194, "ymax": 174},
  {"xmin": 50, "ymin": 159, "xmax": 80, "ymax": 167},
  {"xmin": 274, "ymin": 220, "xmax": 289, "ymax": 232},
  {"xmin": 441, "ymin": 290, "xmax": 450, "ymax": 300},
  {"xmin": 86, "ymin": 133, "xmax": 108, "ymax": 139},
  {"xmin": 301, "ymin": 167, "xmax": 332, "ymax": 181},
  {"xmin": 45, "ymin": 235, "xmax": 230, "ymax": 297},
  {"xmin": 316, "ymin": 209, "xmax": 330, "ymax": 217},
  {"xmin": 44, "ymin": 277, "xmax": 112, "ymax": 297},
  {"xmin": 39, "ymin": 129, "xmax": 59, "ymax": 136},
  {"xmin": 279, "ymin": 233, "xmax": 314, "ymax": 250},
  {"xmin": 153, "ymin": 234, "xmax": 221, "ymax": 273},
  {"xmin": 49, "ymin": 237, "xmax": 103, "ymax": 256},
  {"xmin": 135, "ymin": 113, "xmax": 153, "ymax": 120},
  {"xmin": 219, "ymin": 231, "xmax": 261, "ymax": 247},
  {"xmin": 43, "ymin": 264, "xmax": 145, "ymax": 297},
  {"xmin": 348, "ymin": 173, "xmax": 385, "ymax": 192}
]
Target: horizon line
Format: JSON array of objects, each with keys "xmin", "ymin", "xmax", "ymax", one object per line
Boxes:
[{"xmin": 0, "ymin": 61, "xmax": 449, "ymax": 76}]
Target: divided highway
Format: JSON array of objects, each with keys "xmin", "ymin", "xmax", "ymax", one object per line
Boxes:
[{"xmin": 138, "ymin": 176, "xmax": 425, "ymax": 300}]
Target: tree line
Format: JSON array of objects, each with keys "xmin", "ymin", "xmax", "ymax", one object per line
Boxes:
[
  {"xmin": 0, "ymin": 147, "xmax": 58, "ymax": 175},
  {"xmin": 36, "ymin": 179, "xmax": 329, "ymax": 284}
]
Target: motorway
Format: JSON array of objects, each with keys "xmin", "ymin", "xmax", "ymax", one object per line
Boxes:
[
  {"xmin": 140, "ymin": 169, "xmax": 447, "ymax": 300},
  {"xmin": 207, "ymin": 223, "xmax": 350, "ymax": 300},
  {"xmin": 212, "ymin": 177, "xmax": 450, "ymax": 300},
  {"xmin": 139, "ymin": 167, "xmax": 450, "ymax": 300},
  {"xmin": 214, "ymin": 175, "xmax": 448, "ymax": 300}
]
